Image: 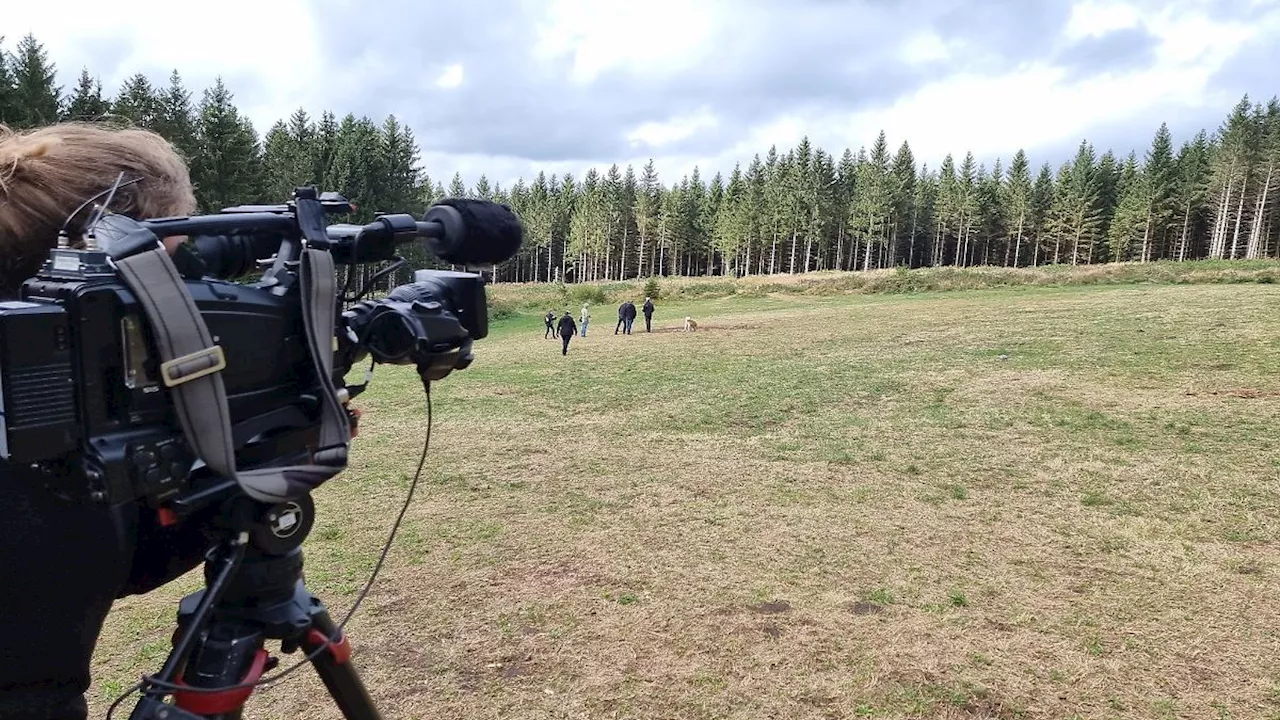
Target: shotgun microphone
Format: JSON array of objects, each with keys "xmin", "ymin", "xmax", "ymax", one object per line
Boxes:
[{"xmin": 421, "ymin": 199, "xmax": 525, "ymax": 266}]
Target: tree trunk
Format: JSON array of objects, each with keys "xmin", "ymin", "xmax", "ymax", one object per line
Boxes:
[
  {"xmin": 621, "ymin": 225, "xmax": 629, "ymax": 279},
  {"xmin": 1230, "ymin": 176, "xmax": 1248, "ymax": 259},
  {"xmin": 1070, "ymin": 211, "xmax": 1084, "ymax": 265},
  {"xmin": 1247, "ymin": 162, "xmax": 1273, "ymax": 259},
  {"xmin": 788, "ymin": 230, "xmax": 799, "ymax": 274},
  {"xmin": 1140, "ymin": 211, "xmax": 1152, "ymax": 263},
  {"xmin": 1211, "ymin": 174, "xmax": 1233, "ymax": 258},
  {"xmin": 836, "ymin": 224, "xmax": 844, "ymax": 272},
  {"xmin": 1178, "ymin": 201, "xmax": 1192, "ymax": 261},
  {"xmin": 770, "ymin": 228, "xmax": 779, "ymax": 274},
  {"xmin": 887, "ymin": 218, "xmax": 897, "ymax": 267},
  {"xmin": 1013, "ymin": 213, "xmax": 1025, "ymax": 268}
]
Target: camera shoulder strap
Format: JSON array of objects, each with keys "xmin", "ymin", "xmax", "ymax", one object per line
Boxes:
[{"xmin": 114, "ymin": 245, "xmax": 351, "ymax": 504}]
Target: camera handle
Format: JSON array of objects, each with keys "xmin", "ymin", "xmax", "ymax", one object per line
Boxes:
[{"xmin": 128, "ymin": 495, "xmax": 383, "ymax": 720}]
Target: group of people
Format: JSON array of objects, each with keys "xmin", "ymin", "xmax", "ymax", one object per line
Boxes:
[{"xmin": 543, "ymin": 297, "xmax": 656, "ymax": 355}]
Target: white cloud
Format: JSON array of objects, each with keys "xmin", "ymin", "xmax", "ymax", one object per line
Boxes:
[
  {"xmin": 626, "ymin": 108, "xmax": 718, "ymax": 149},
  {"xmin": 436, "ymin": 63, "xmax": 465, "ymax": 89},
  {"xmin": 1063, "ymin": 0, "xmax": 1144, "ymax": 40},
  {"xmin": 899, "ymin": 31, "xmax": 953, "ymax": 64},
  {"xmin": 528, "ymin": 0, "xmax": 723, "ymax": 83}
]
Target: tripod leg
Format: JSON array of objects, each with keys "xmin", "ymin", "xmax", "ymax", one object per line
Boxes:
[{"xmin": 300, "ymin": 606, "xmax": 383, "ymax": 720}]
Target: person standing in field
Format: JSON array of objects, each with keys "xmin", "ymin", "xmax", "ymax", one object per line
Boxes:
[
  {"xmin": 642, "ymin": 297, "xmax": 655, "ymax": 332},
  {"xmin": 621, "ymin": 301, "xmax": 636, "ymax": 334},
  {"xmin": 544, "ymin": 310, "xmax": 555, "ymax": 339},
  {"xmin": 580, "ymin": 303, "xmax": 591, "ymax": 337},
  {"xmin": 615, "ymin": 301, "xmax": 627, "ymax": 334},
  {"xmin": 557, "ymin": 310, "xmax": 578, "ymax": 355}
]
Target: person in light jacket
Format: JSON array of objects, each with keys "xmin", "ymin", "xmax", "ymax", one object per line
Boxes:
[{"xmin": 580, "ymin": 303, "xmax": 591, "ymax": 337}]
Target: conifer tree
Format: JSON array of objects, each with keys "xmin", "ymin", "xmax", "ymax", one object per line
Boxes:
[
  {"xmin": 1005, "ymin": 150, "xmax": 1033, "ymax": 266},
  {"xmin": 634, "ymin": 159, "xmax": 661, "ymax": 278},
  {"xmin": 113, "ymin": 73, "xmax": 160, "ymax": 129},
  {"xmin": 62, "ymin": 68, "xmax": 110, "ymax": 122},
  {"xmin": 0, "ymin": 36, "xmax": 16, "ymax": 123},
  {"xmin": 190, "ymin": 77, "xmax": 262, "ymax": 212},
  {"xmin": 10, "ymin": 34, "xmax": 60, "ymax": 128},
  {"xmin": 155, "ymin": 71, "xmax": 198, "ymax": 161}
]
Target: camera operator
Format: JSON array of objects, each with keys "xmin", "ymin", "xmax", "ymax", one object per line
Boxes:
[{"xmin": 0, "ymin": 122, "xmax": 217, "ymax": 720}]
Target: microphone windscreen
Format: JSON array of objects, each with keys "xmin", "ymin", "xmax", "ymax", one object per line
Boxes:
[{"xmin": 429, "ymin": 198, "xmax": 524, "ymax": 266}]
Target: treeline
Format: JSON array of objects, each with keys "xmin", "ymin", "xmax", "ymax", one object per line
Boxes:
[{"xmin": 3, "ymin": 32, "xmax": 1278, "ymax": 284}]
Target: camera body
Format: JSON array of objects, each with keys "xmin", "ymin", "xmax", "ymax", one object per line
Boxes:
[
  {"xmin": 0, "ymin": 253, "xmax": 320, "ymax": 506},
  {"xmin": 0, "ymin": 188, "xmax": 512, "ymax": 512}
]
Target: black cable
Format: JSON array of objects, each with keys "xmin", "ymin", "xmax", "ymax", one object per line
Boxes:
[
  {"xmin": 105, "ymin": 385, "xmax": 433, "ymax": 717},
  {"xmin": 102, "ymin": 681, "xmax": 144, "ymax": 719},
  {"xmin": 349, "ymin": 258, "xmax": 407, "ymax": 303},
  {"xmin": 85, "ymin": 173, "xmax": 128, "ymax": 237},
  {"xmin": 339, "ymin": 232, "xmax": 362, "ymax": 300},
  {"xmin": 59, "ymin": 175, "xmax": 143, "ymax": 239}
]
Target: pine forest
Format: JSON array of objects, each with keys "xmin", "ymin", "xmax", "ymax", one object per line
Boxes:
[{"xmin": 2, "ymin": 33, "xmax": 1279, "ymax": 284}]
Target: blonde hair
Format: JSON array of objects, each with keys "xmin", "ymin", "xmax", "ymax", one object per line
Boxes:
[{"xmin": 0, "ymin": 122, "xmax": 197, "ymax": 296}]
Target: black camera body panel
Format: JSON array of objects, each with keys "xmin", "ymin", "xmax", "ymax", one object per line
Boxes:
[
  {"xmin": 0, "ymin": 300, "xmax": 77, "ymax": 461},
  {"xmin": 1, "ymin": 260, "xmax": 324, "ymax": 505}
]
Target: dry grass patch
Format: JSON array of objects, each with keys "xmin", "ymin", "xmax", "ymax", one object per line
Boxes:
[{"xmin": 90, "ymin": 283, "xmax": 1280, "ymax": 719}]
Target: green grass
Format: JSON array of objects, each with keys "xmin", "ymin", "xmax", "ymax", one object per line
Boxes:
[{"xmin": 91, "ymin": 279, "xmax": 1280, "ymax": 719}]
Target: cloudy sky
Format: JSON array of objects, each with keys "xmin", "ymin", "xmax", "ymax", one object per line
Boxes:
[{"xmin": 6, "ymin": 0, "xmax": 1277, "ymax": 188}]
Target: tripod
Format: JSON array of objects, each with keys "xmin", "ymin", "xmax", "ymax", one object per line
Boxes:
[{"xmin": 127, "ymin": 493, "xmax": 383, "ymax": 719}]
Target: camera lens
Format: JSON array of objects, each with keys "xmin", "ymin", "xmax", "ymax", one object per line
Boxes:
[{"xmin": 365, "ymin": 311, "xmax": 417, "ymax": 362}]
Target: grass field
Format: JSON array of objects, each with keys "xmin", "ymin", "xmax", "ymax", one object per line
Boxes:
[{"xmin": 92, "ymin": 273, "xmax": 1280, "ymax": 719}]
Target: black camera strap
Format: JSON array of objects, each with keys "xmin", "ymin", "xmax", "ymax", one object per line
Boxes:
[{"xmin": 114, "ymin": 245, "xmax": 351, "ymax": 504}]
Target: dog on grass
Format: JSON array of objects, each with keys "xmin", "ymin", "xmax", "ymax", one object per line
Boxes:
[{"xmin": 683, "ymin": 316, "xmax": 698, "ymax": 332}]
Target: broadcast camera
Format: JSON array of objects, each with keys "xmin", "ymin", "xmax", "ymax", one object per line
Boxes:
[{"xmin": 0, "ymin": 184, "xmax": 523, "ymax": 719}]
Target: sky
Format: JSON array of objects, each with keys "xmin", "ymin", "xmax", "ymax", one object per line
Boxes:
[{"xmin": 5, "ymin": 0, "xmax": 1277, "ymax": 190}]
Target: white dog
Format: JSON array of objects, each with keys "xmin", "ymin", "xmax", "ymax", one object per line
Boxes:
[{"xmin": 683, "ymin": 316, "xmax": 698, "ymax": 332}]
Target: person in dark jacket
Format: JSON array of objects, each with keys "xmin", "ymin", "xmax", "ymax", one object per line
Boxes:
[
  {"xmin": 544, "ymin": 310, "xmax": 556, "ymax": 338},
  {"xmin": 642, "ymin": 297, "xmax": 655, "ymax": 332},
  {"xmin": 616, "ymin": 301, "xmax": 637, "ymax": 334},
  {"xmin": 557, "ymin": 310, "xmax": 578, "ymax": 354}
]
